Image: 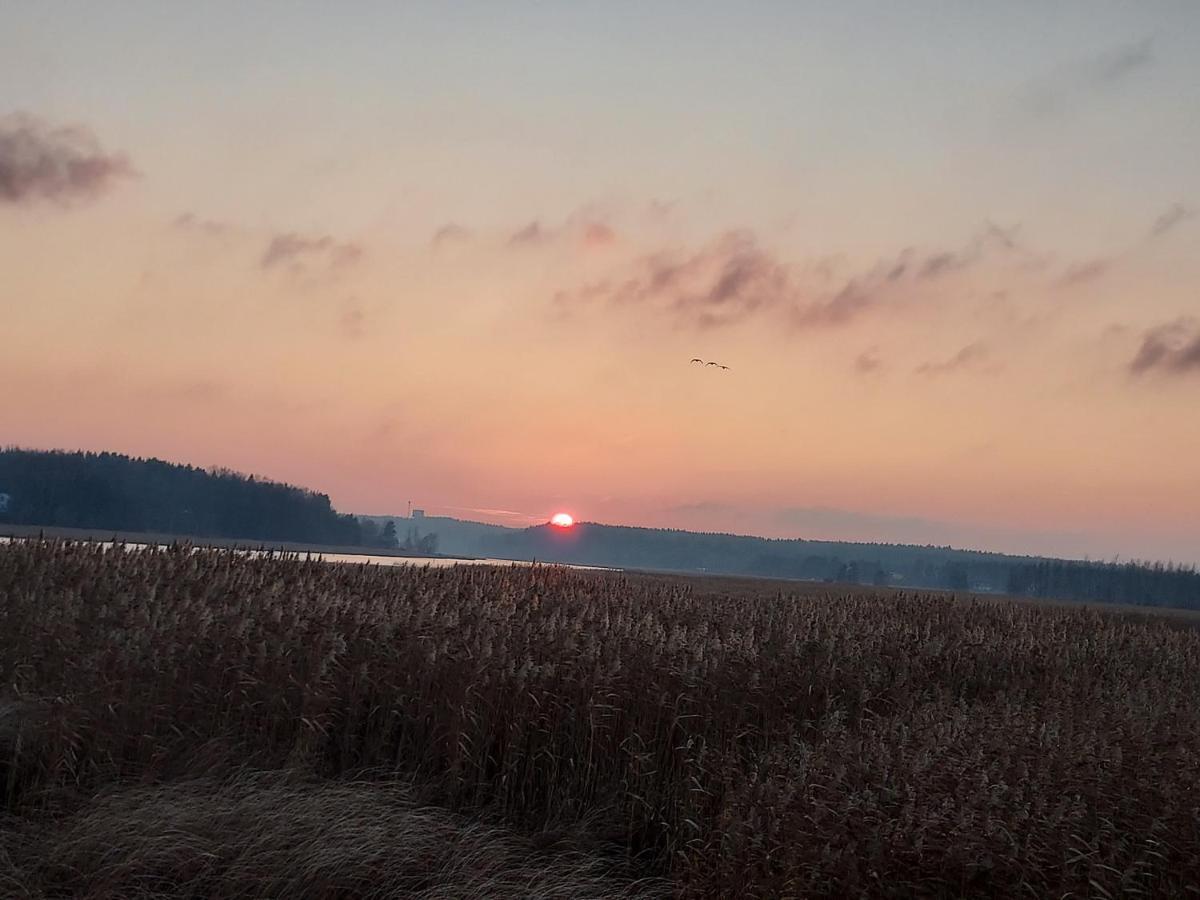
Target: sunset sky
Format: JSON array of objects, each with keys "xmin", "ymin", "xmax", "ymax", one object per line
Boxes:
[{"xmin": 3, "ymin": 2, "xmax": 1199, "ymax": 563}]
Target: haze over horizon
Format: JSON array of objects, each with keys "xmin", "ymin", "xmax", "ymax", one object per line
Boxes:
[{"xmin": 3, "ymin": 3, "xmax": 1199, "ymax": 565}]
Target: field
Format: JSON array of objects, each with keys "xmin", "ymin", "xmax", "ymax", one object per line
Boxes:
[{"xmin": 2, "ymin": 540, "xmax": 1199, "ymax": 898}]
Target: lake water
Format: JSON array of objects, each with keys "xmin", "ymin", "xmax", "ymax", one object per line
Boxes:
[
  {"xmin": 0, "ymin": 535, "xmax": 608, "ymax": 571},
  {"xmin": 291, "ymin": 550, "xmax": 611, "ymax": 571}
]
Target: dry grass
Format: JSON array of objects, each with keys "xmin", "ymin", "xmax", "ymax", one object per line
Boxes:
[
  {"xmin": 2, "ymin": 772, "xmax": 657, "ymax": 899},
  {"xmin": 2, "ymin": 539, "xmax": 1199, "ymax": 897}
]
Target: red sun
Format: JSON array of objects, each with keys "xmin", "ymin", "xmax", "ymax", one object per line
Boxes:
[{"xmin": 550, "ymin": 512, "xmax": 575, "ymax": 528}]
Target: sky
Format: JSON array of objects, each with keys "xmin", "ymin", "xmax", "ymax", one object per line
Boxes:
[{"xmin": 2, "ymin": 1, "xmax": 1199, "ymax": 563}]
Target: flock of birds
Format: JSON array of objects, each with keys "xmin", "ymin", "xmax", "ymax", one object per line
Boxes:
[{"xmin": 690, "ymin": 358, "xmax": 730, "ymax": 370}]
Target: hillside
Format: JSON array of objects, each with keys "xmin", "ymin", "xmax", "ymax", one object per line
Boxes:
[
  {"xmin": 364, "ymin": 515, "xmax": 1200, "ymax": 610},
  {"xmin": 0, "ymin": 448, "xmax": 366, "ymax": 547},
  {"xmin": 482, "ymin": 521, "xmax": 1016, "ymax": 587}
]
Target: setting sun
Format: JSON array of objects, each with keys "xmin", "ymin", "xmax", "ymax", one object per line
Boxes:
[{"xmin": 550, "ymin": 513, "xmax": 574, "ymax": 528}]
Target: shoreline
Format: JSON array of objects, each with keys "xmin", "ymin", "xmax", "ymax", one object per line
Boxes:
[{"xmin": 0, "ymin": 522, "xmax": 475, "ymax": 561}]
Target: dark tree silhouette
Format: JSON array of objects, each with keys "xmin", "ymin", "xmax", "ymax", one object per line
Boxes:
[
  {"xmin": 0, "ymin": 448, "xmax": 363, "ymax": 546},
  {"xmin": 380, "ymin": 519, "xmax": 399, "ymax": 549}
]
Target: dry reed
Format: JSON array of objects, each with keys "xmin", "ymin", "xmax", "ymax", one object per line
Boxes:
[{"xmin": 2, "ymin": 539, "xmax": 1198, "ymax": 897}]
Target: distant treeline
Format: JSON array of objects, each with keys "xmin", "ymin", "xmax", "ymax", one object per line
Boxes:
[
  {"xmin": 473, "ymin": 523, "xmax": 1200, "ymax": 610},
  {"xmin": 482, "ymin": 523, "xmax": 1016, "ymax": 590},
  {"xmin": 1008, "ymin": 559, "xmax": 1200, "ymax": 609},
  {"xmin": 0, "ymin": 448, "xmax": 381, "ymax": 547}
]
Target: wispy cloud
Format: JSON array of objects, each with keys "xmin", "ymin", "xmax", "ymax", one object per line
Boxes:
[
  {"xmin": 854, "ymin": 347, "xmax": 883, "ymax": 375},
  {"xmin": 0, "ymin": 112, "xmax": 134, "ymax": 205},
  {"xmin": 261, "ymin": 232, "xmax": 363, "ymax": 271},
  {"xmin": 503, "ymin": 213, "xmax": 619, "ymax": 251},
  {"xmin": 665, "ymin": 500, "xmax": 1120, "ymax": 559},
  {"xmin": 770, "ymin": 505, "xmax": 1098, "ymax": 555},
  {"xmin": 581, "ymin": 221, "xmax": 616, "ymax": 247},
  {"xmin": 430, "ymin": 504, "xmax": 548, "ymax": 524},
  {"xmin": 1090, "ymin": 38, "xmax": 1155, "ymax": 85},
  {"xmin": 1129, "ymin": 318, "xmax": 1200, "ymax": 376},
  {"xmin": 789, "ymin": 281, "xmax": 877, "ymax": 328},
  {"xmin": 1020, "ymin": 38, "xmax": 1155, "ymax": 119},
  {"xmin": 915, "ymin": 341, "xmax": 991, "ymax": 376},
  {"xmin": 1150, "ymin": 203, "xmax": 1195, "ymax": 239},
  {"xmin": 173, "ymin": 212, "xmax": 231, "ymax": 236},
  {"xmin": 1046, "ymin": 203, "xmax": 1191, "ymax": 289},
  {"xmin": 555, "ymin": 230, "xmax": 822, "ymax": 329},
  {"xmin": 1055, "ymin": 258, "xmax": 1110, "ymax": 288},
  {"xmin": 918, "ymin": 252, "xmax": 966, "ymax": 280},
  {"xmin": 508, "ymin": 221, "xmax": 546, "ymax": 246},
  {"xmin": 916, "ymin": 222, "xmax": 1025, "ymax": 280},
  {"xmin": 597, "ymin": 230, "xmax": 792, "ymax": 328},
  {"xmin": 555, "ymin": 223, "xmax": 1027, "ymax": 332},
  {"xmin": 431, "ymin": 223, "xmax": 471, "ymax": 247}
]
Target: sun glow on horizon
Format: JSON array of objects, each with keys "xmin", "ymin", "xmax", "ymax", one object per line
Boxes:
[{"xmin": 550, "ymin": 512, "xmax": 575, "ymax": 528}]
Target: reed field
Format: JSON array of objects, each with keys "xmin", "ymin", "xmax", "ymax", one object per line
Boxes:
[{"xmin": 2, "ymin": 540, "xmax": 1199, "ymax": 898}]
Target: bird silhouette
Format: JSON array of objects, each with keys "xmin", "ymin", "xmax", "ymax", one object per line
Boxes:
[{"xmin": 690, "ymin": 358, "xmax": 704, "ymax": 364}]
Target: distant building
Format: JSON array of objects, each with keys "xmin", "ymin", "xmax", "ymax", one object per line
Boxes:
[
  {"xmin": 412, "ymin": 508, "xmax": 425, "ymax": 520},
  {"xmin": 0, "ymin": 492, "xmax": 9, "ymax": 514}
]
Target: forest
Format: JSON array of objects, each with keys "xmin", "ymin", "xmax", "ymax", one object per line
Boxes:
[
  {"xmin": 476, "ymin": 522, "xmax": 1200, "ymax": 609},
  {"xmin": 1006, "ymin": 558, "xmax": 1200, "ymax": 609},
  {"xmin": 0, "ymin": 448, "xmax": 372, "ymax": 548}
]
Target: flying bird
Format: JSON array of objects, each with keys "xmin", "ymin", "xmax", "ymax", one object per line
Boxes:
[{"xmin": 690, "ymin": 358, "xmax": 704, "ymax": 364}]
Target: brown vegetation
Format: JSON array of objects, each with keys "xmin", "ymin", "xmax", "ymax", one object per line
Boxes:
[
  {"xmin": 2, "ymin": 540, "xmax": 1199, "ymax": 897},
  {"xmin": 2, "ymin": 773, "xmax": 654, "ymax": 899}
]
